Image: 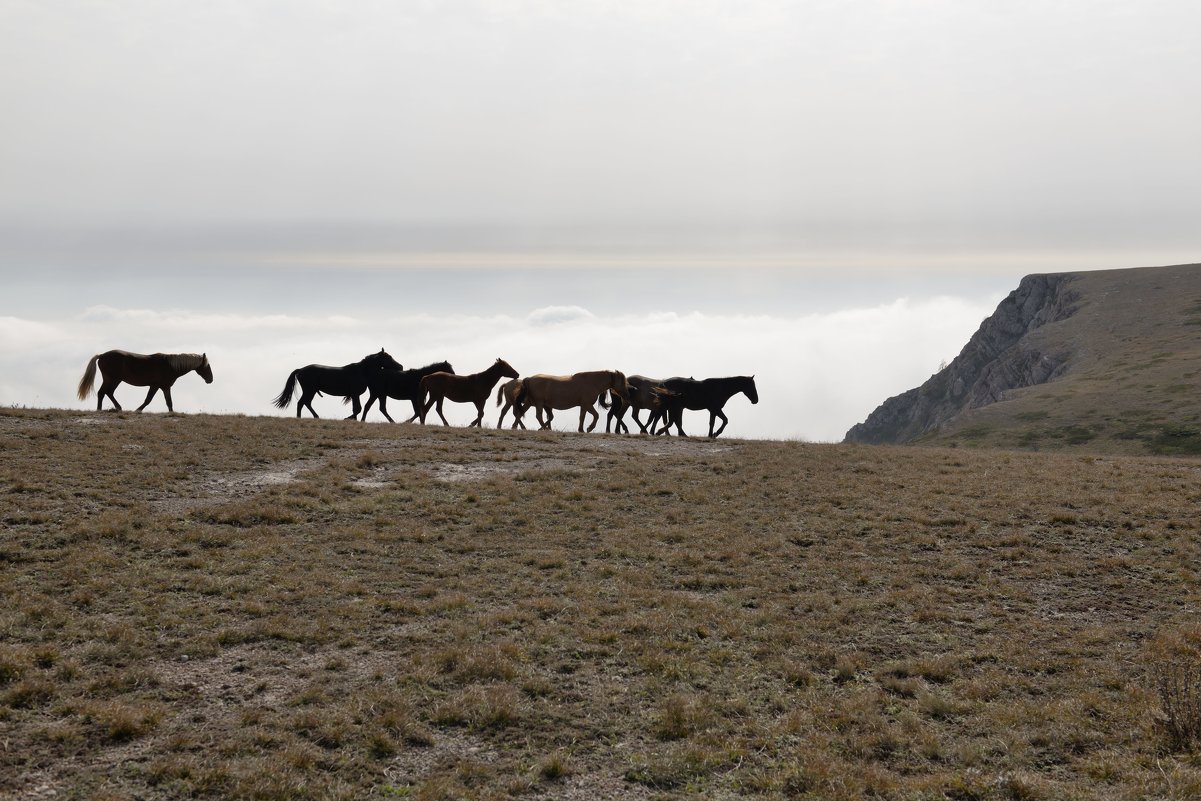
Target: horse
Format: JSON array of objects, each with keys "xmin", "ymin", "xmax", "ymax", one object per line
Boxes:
[
  {"xmin": 495, "ymin": 378, "xmax": 529, "ymax": 430},
  {"xmin": 360, "ymin": 361, "xmax": 454, "ymax": 422},
  {"xmin": 272, "ymin": 349, "xmax": 402, "ymax": 419},
  {"xmin": 77, "ymin": 350, "xmax": 213, "ymax": 412},
  {"xmin": 516, "ymin": 370, "xmax": 631, "ymax": 433},
  {"xmin": 598, "ymin": 374, "xmax": 666, "ymax": 434},
  {"xmin": 649, "ymin": 375, "xmax": 758, "ymax": 438},
  {"xmin": 419, "ymin": 358, "xmax": 519, "ymax": 427}
]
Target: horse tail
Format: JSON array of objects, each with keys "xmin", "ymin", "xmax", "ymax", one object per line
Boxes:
[
  {"xmin": 515, "ymin": 381, "xmax": 529, "ymax": 410},
  {"xmin": 76, "ymin": 354, "xmax": 100, "ymax": 400},
  {"xmin": 272, "ymin": 370, "xmax": 299, "ymax": 409},
  {"xmin": 495, "ymin": 382, "xmax": 506, "ymax": 408},
  {"xmin": 598, "ymin": 390, "xmax": 610, "ymax": 409}
]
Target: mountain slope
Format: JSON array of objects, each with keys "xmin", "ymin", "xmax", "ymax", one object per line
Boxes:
[{"xmin": 845, "ymin": 263, "xmax": 1201, "ymax": 453}]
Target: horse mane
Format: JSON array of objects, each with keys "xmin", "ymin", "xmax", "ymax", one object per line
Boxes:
[{"xmin": 166, "ymin": 353, "xmax": 205, "ymax": 372}]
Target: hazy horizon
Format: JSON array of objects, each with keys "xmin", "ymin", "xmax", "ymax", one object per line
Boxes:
[{"xmin": 3, "ymin": 2, "xmax": 1199, "ymax": 438}]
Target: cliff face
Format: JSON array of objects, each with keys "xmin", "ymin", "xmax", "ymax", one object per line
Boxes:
[{"xmin": 844, "ymin": 273, "xmax": 1082, "ymax": 444}]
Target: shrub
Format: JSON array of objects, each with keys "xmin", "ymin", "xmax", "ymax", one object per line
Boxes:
[{"xmin": 1152, "ymin": 658, "xmax": 1201, "ymax": 750}]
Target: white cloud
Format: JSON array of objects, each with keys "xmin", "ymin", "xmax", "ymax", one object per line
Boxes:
[
  {"xmin": 526, "ymin": 305, "xmax": 595, "ymax": 326},
  {"xmin": 0, "ymin": 296, "xmax": 997, "ymax": 440}
]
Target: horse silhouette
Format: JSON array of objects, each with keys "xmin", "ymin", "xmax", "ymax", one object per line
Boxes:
[
  {"xmin": 77, "ymin": 350, "xmax": 213, "ymax": 412},
  {"xmin": 495, "ymin": 378, "xmax": 530, "ymax": 430},
  {"xmin": 272, "ymin": 349, "xmax": 401, "ymax": 419},
  {"xmin": 650, "ymin": 376, "xmax": 758, "ymax": 438},
  {"xmin": 419, "ymin": 358, "xmax": 519, "ymax": 427},
  {"xmin": 361, "ymin": 361, "xmax": 454, "ymax": 422},
  {"xmin": 517, "ymin": 370, "xmax": 631, "ymax": 433},
  {"xmin": 599, "ymin": 374, "xmax": 667, "ymax": 434}
]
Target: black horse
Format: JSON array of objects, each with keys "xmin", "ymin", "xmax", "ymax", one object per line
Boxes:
[
  {"xmin": 272, "ymin": 349, "xmax": 402, "ymax": 419},
  {"xmin": 650, "ymin": 375, "xmax": 758, "ymax": 438},
  {"xmin": 361, "ymin": 361, "xmax": 454, "ymax": 422}
]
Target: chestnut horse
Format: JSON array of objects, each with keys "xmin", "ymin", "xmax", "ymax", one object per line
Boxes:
[
  {"xmin": 517, "ymin": 370, "xmax": 631, "ymax": 433},
  {"xmin": 495, "ymin": 378, "xmax": 529, "ymax": 430},
  {"xmin": 419, "ymin": 358, "xmax": 519, "ymax": 427},
  {"xmin": 77, "ymin": 350, "xmax": 213, "ymax": 412}
]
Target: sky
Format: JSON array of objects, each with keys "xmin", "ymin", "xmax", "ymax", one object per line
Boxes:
[{"xmin": 2, "ymin": 1, "xmax": 1200, "ymax": 440}]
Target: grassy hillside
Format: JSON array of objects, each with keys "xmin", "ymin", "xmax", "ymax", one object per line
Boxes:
[
  {"xmin": 923, "ymin": 263, "xmax": 1201, "ymax": 453},
  {"xmin": 3, "ymin": 409, "xmax": 1201, "ymax": 800}
]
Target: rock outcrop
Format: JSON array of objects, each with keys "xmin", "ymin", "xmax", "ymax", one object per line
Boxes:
[{"xmin": 844, "ymin": 273, "xmax": 1082, "ymax": 444}]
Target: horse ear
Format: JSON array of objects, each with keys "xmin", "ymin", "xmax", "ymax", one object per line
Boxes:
[{"xmin": 202, "ymin": 353, "xmax": 208, "ymax": 363}]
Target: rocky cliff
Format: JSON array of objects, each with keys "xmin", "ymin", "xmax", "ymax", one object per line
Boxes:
[{"xmin": 845, "ymin": 273, "xmax": 1082, "ymax": 444}]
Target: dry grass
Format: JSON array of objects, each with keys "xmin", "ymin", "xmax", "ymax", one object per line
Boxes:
[
  {"xmin": 921, "ymin": 264, "xmax": 1201, "ymax": 455},
  {"xmin": 3, "ymin": 407, "xmax": 1201, "ymax": 799}
]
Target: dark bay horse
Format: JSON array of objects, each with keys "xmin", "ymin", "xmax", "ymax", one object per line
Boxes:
[
  {"xmin": 272, "ymin": 349, "xmax": 402, "ymax": 419},
  {"xmin": 419, "ymin": 358, "xmax": 519, "ymax": 427},
  {"xmin": 77, "ymin": 350, "xmax": 213, "ymax": 412},
  {"xmin": 650, "ymin": 375, "xmax": 758, "ymax": 438},
  {"xmin": 599, "ymin": 374, "xmax": 666, "ymax": 434},
  {"xmin": 495, "ymin": 378, "xmax": 529, "ymax": 430},
  {"xmin": 517, "ymin": 370, "xmax": 631, "ymax": 432},
  {"xmin": 361, "ymin": 361, "xmax": 454, "ymax": 422}
]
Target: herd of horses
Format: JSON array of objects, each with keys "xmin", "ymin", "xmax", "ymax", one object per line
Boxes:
[{"xmin": 76, "ymin": 348, "xmax": 758, "ymax": 438}]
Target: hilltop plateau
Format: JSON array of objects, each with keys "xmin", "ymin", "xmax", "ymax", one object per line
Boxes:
[
  {"xmin": 3, "ymin": 409, "xmax": 1201, "ymax": 799},
  {"xmin": 846, "ymin": 263, "xmax": 1201, "ymax": 453}
]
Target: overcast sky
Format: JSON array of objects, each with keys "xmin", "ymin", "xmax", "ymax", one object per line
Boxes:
[{"xmin": 2, "ymin": 2, "xmax": 1199, "ymax": 438}]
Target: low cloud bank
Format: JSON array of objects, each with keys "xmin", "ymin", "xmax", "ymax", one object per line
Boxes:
[{"xmin": 1, "ymin": 298, "xmax": 998, "ymax": 440}]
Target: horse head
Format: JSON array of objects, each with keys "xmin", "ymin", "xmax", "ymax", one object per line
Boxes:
[
  {"xmin": 496, "ymin": 358, "xmax": 519, "ymax": 379},
  {"xmin": 198, "ymin": 353, "xmax": 214, "ymax": 384},
  {"xmin": 367, "ymin": 349, "xmax": 403, "ymax": 372},
  {"xmin": 744, "ymin": 375, "xmax": 759, "ymax": 404},
  {"xmin": 611, "ymin": 370, "xmax": 631, "ymax": 402}
]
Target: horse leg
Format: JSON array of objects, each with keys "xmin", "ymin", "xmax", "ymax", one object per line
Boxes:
[
  {"xmin": 378, "ymin": 396, "xmax": 396, "ymax": 424},
  {"xmin": 345, "ymin": 394, "xmax": 361, "ymax": 420},
  {"xmin": 472, "ymin": 400, "xmax": 485, "ymax": 428},
  {"xmin": 544, "ymin": 408, "xmax": 554, "ymax": 429},
  {"xmin": 578, "ymin": 407, "xmax": 587, "ymax": 433},
  {"xmin": 673, "ymin": 409, "xmax": 687, "ymax": 437},
  {"xmin": 435, "ymin": 398, "xmax": 450, "ymax": 427},
  {"xmin": 300, "ymin": 390, "xmax": 319, "ymax": 418},
  {"xmin": 631, "ymin": 408, "xmax": 648, "ymax": 434},
  {"xmin": 99, "ymin": 379, "xmax": 121, "ymax": 411},
  {"xmin": 498, "ymin": 402, "xmax": 509, "ymax": 429},
  {"xmin": 711, "ymin": 409, "xmax": 729, "ymax": 438},
  {"xmin": 584, "ymin": 405, "xmax": 598, "ymax": 433},
  {"xmin": 136, "ymin": 387, "xmax": 157, "ymax": 412},
  {"xmin": 406, "ymin": 399, "xmax": 421, "ymax": 423},
  {"xmin": 163, "ymin": 387, "xmax": 174, "ymax": 413}
]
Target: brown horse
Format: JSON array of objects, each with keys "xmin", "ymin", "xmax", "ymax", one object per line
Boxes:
[
  {"xmin": 495, "ymin": 378, "xmax": 529, "ymax": 430},
  {"xmin": 517, "ymin": 370, "xmax": 631, "ymax": 432},
  {"xmin": 419, "ymin": 358, "xmax": 519, "ymax": 427},
  {"xmin": 77, "ymin": 350, "xmax": 213, "ymax": 412}
]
